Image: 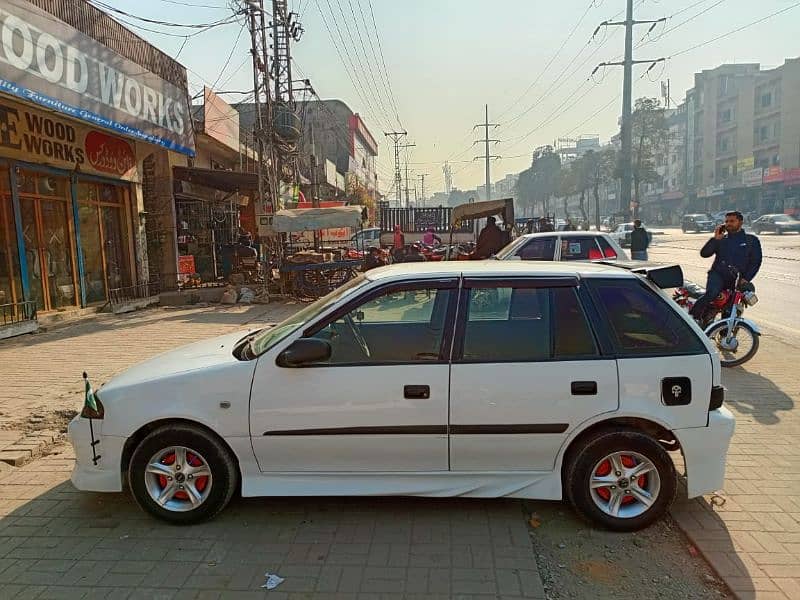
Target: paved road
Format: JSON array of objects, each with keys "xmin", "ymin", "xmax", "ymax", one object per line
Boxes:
[{"xmin": 649, "ymin": 228, "xmax": 800, "ymax": 340}]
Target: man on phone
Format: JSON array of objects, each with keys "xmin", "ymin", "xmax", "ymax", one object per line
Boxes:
[{"xmin": 689, "ymin": 211, "xmax": 762, "ymax": 324}]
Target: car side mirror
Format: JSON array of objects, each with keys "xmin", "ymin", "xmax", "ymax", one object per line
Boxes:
[{"xmin": 276, "ymin": 338, "xmax": 332, "ymax": 367}]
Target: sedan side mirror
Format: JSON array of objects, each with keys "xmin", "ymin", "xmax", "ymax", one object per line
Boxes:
[{"xmin": 276, "ymin": 338, "xmax": 332, "ymax": 367}]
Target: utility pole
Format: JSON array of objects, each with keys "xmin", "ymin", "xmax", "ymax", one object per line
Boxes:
[
  {"xmin": 400, "ymin": 141, "xmax": 416, "ymax": 207},
  {"xmin": 417, "ymin": 173, "xmax": 429, "ymax": 206},
  {"xmin": 247, "ymin": 3, "xmax": 267, "ymax": 217},
  {"xmin": 473, "ymin": 104, "xmax": 500, "ymax": 201},
  {"xmin": 384, "ymin": 131, "xmax": 407, "ymax": 206},
  {"xmin": 593, "ymin": 1, "xmax": 665, "ymax": 219}
]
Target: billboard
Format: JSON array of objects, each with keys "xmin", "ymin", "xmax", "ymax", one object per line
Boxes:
[
  {"xmin": 742, "ymin": 168, "xmax": 763, "ymax": 188},
  {"xmin": 203, "ymin": 87, "xmax": 238, "ymax": 152},
  {"xmin": 0, "ymin": 0, "xmax": 195, "ymax": 156}
]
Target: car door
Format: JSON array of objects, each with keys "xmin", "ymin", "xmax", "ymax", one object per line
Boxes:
[
  {"xmin": 250, "ymin": 278, "xmax": 458, "ymax": 472},
  {"xmin": 585, "ymin": 278, "xmax": 713, "ymax": 430},
  {"xmin": 448, "ymin": 277, "xmax": 619, "ymax": 471}
]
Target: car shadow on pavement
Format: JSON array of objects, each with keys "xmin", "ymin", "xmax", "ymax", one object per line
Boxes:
[
  {"xmin": 722, "ymin": 366, "xmax": 794, "ymax": 426},
  {"xmin": 0, "ymin": 477, "xmax": 545, "ymax": 597}
]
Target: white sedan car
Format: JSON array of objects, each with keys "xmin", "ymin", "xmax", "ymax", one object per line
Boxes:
[
  {"xmin": 69, "ymin": 262, "xmax": 734, "ymax": 531},
  {"xmin": 496, "ymin": 232, "xmax": 628, "ymax": 262}
]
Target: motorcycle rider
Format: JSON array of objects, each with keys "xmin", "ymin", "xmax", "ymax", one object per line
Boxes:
[
  {"xmin": 690, "ymin": 210, "xmax": 762, "ymax": 325},
  {"xmin": 422, "ymin": 227, "xmax": 442, "ymax": 246}
]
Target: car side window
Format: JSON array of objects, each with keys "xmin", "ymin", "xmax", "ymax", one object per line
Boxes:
[
  {"xmin": 459, "ymin": 286, "xmax": 598, "ymax": 362},
  {"xmin": 561, "ymin": 237, "xmax": 601, "ymax": 260},
  {"xmin": 589, "ymin": 279, "xmax": 706, "ymax": 355},
  {"xmin": 517, "ymin": 237, "xmax": 556, "ymax": 260},
  {"xmin": 309, "ymin": 286, "xmax": 452, "ymax": 364}
]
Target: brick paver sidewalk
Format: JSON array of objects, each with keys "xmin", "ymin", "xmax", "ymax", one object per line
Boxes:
[
  {"xmin": 0, "ymin": 302, "xmax": 300, "ymax": 433},
  {"xmin": 0, "ymin": 444, "xmax": 545, "ymax": 598},
  {"xmin": 673, "ymin": 336, "xmax": 800, "ymax": 599}
]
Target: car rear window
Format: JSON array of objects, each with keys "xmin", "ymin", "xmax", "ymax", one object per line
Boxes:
[{"xmin": 589, "ymin": 279, "xmax": 707, "ymax": 356}]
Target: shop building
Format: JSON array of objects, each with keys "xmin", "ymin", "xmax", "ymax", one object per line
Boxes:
[{"xmin": 0, "ymin": 0, "xmax": 195, "ymax": 330}]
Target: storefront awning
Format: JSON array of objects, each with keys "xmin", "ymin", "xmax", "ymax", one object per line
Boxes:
[{"xmin": 172, "ymin": 166, "xmax": 258, "ymax": 193}]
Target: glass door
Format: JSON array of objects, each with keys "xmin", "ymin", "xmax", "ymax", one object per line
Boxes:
[
  {"xmin": 0, "ymin": 167, "xmax": 22, "ymax": 308},
  {"xmin": 17, "ymin": 170, "xmax": 77, "ymax": 312}
]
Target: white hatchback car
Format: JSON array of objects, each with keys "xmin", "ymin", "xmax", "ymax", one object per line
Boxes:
[{"xmin": 69, "ymin": 262, "xmax": 734, "ymax": 531}]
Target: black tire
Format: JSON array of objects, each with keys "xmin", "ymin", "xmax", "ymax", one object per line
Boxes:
[
  {"xmin": 681, "ymin": 227, "xmax": 686, "ymax": 233},
  {"xmin": 706, "ymin": 320, "xmax": 760, "ymax": 367},
  {"xmin": 565, "ymin": 429, "xmax": 677, "ymax": 532},
  {"xmin": 128, "ymin": 424, "xmax": 238, "ymax": 524}
]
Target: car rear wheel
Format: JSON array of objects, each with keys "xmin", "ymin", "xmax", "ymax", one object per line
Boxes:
[
  {"xmin": 566, "ymin": 429, "xmax": 676, "ymax": 531},
  {"xmin": 128, "ymin": 424, "xmax": 238, "ymax": 524}
]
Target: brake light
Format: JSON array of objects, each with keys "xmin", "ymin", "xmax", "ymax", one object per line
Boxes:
[
  {"xmin": 709, "ymin": 386, "xmax": 724, "ymax": 411},
  {"xmin": 588, "ymin": 248, "xmax": 603, "ymax": 260},
  {"xmin": 604, "ymin": 248, "xmax": 617, "ymax": 259}
]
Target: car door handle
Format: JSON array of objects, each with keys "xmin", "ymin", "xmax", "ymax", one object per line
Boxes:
[
  {"xmin": 571, "ymin": 381, "xmax": 597, "ymax": 395},
  {"xmin": 404, "ymin": 385, "xmax": 430, "ymax": 399}
]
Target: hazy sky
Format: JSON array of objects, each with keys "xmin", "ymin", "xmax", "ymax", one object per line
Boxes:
[{"xmin": 107, "ymin": 0, "xmax": 800, "ymax": 195}]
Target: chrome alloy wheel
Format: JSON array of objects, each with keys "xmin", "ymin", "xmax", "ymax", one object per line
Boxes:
[
  {"xmin": 144, "ymin": 446, "xmax": 213, "ymax": 512},
  {"xmin": 589, "ymin": 451, "xmax": 661, "ymax": 519}
]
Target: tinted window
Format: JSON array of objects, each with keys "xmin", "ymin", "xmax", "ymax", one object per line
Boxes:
[
  {"xmin": 561, "ymin": 237, "xmax": 602, "ymax": 261},
  {"xmin": 460, "ymin": 287, "xmax": 598, "ymax": 361},
  {"xmin": 590, "ymin": 280, "xmax": 706, "ymax": 355},
  {"xmin": 311, "ymin": 287, "xmax": 452, "ymax": 364},
  {"xmin": 517, "ymin": 237, "xmax": 556, "ymax": 260}
]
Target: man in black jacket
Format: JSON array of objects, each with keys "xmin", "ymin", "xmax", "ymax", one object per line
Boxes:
[
  {"xmin": 690, "ymin": 211, "xmax": 762, "ymax": 323},
  {"xmin": 630, "ymin": 220, "xmax": 650, "ymax": 260}
]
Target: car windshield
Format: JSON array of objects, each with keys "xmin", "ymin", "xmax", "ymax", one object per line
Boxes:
[
  {"xmin": 774, "ymin": 215, "xmax": 794, "ymax": 222},
  {"xmin": 250, "ymin": 275, "xmax": 370, "ymax": 355},
  {"xmin": 495, "ymin": 236, "xmax": 531, "ymax": 259}
]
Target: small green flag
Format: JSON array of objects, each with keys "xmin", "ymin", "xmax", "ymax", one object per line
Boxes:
[{"xmin": 83, "ymin": 372, "xmax": 98, "ymax": 413}]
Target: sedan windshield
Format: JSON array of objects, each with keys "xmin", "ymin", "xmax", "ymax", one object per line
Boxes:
[
  {"xmin": 250, "ymin": 275, "xmax": 369, "ymax": 355},
  {"xmin": 774, "ymin": 215, "xmax": 795, "ymax": 222}
]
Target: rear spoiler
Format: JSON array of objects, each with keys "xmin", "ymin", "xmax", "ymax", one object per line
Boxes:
[{"xmin": 598, "ymin": 261, "xmax": 684, "ymax": 289}]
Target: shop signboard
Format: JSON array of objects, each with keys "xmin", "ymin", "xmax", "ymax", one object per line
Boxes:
[
  {"xmin": 763, "ymin": 166, "xmax": 784, "ymax": 184},
  {"xmin": 742, "ymin": 168, "xmax": 763, "ymax": 188},
  {"xmin": 0, "ymin": 0, "xmax": 195, "ymax": 156},
  {"xmin": 736, "ymin": 157, "xmax": 755, "ymax": 172},
  {"xmin": 0, "ymin": 96, "xmax": 136, "ymax": 178},
  {"xmin": 785, "ymin": 168, "xmax": 800, "ymax": 186}
]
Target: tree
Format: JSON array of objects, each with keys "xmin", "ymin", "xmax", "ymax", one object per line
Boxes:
[
  {"xmin": 515, "ymin": 146, "xmax": 561, "ymax": 216},
  {"xmin": 582, "ymin": 147, "xmax": 617, "ymax": 229},
  {"xmin": 629, "ymin": 97, "xmax": 669, "ymax": 217}
]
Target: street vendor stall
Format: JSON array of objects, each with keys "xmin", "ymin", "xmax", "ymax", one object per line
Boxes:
[
  {"xmin": 448, "ymin": 198, "xmax": 515, "ymax": 259},
  {"xmin": 273, "ymin": 206, "xmax": 364, "ymax": 299}
]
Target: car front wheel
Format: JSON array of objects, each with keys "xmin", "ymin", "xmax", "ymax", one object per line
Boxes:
[
  {"xmin": 128, "ymin": 424, "xmax": 238, "ymax": 524},
  {"xmin": 566, "ymin": 429, "xmax": 677, "ymax": 531}
]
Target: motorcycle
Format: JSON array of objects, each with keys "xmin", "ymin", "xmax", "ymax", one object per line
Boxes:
[{"xmin": 673, "ymin": 272, "xmax": 760, "ymax": 367}]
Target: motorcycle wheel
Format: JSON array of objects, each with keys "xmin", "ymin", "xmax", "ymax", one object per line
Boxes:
[{"xmin": 706, "ymin": 320, "xmax": 759, "ymax": 368}]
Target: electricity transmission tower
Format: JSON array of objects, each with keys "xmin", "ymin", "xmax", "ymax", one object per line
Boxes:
[
  {"xmin": 400, "ymin": 141, "xmax": 416, "ymax": 207},
  {"xmin": 442, "ymin": 162, "xmax": 453, "ymax": 194},
  {"xmin": 417, "ymin": 173, "xmax": 429, "ymax": 206},
  {"xmin": 593, "ymin": 0, "xmax": 665, "ymax": 219},
  {"xmin": 384, "ymin": 131, "xmax": 407, "ymax": 206},
  {"xmin": 473, "ymin": 105, "xmax": 499, "ymax": 201}
]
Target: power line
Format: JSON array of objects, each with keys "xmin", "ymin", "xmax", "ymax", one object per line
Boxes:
[
  {"xmin": 365, "ymin": 0, "xmax": 403, "ymax": 129},
  {"xmin": 496, "ymin": 0, "xmax": 596, "ymax": 123},
  {"xmin": 636, "ymin": 0, "xmax": 725, "ymax": 48},
  {"xmin": 209, "ymin": 21, "xmax": 248, "ymax": 89},
  {"xmin": 89, "ymin": 1, "xmax": 240, "ymax": 28},
  {"xmin": 669, "ymin": 2, "xmax": 800, "ymax": 58},
  {"xmin": 158, "ymin": 0, "xmax": 231, "ymax": 8}
]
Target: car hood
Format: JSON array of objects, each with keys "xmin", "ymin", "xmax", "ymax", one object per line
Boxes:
[{"xmin": 99, "ymin": 330, "xmax": 255, "ymax": 393}]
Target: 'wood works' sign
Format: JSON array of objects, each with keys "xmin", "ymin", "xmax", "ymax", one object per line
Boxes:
[{"xmin": 0, "ymin": 97, "xmax": 136, "ymax": 179}]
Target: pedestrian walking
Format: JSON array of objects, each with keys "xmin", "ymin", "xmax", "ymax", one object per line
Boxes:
[
  {"xmin": 630, "ymin": 219, "xmax": 650, "ymax": 261},
  {"xmin": 689, "ymin": 211, "xmax": 762, "ymax": 324}
]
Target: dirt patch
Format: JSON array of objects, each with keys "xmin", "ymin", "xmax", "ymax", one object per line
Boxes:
[
  {"xmin": 1, "ymin": 408, "xmax": 78, "ymax": 434},
  {"xmin": 524, "ymin": 501, "xmax": 731, "ymax": 599}
]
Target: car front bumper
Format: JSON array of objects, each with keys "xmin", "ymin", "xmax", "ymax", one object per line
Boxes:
[
  {"xmin": 673, "ymin": 407, "xmax": 735, "ymax": 498},
  {"xmin": 68, "ymin": 415, "xmax": 125, "ymax": 492}
]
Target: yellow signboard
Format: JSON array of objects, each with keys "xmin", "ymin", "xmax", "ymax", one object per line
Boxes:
[{"xmin": 736, "ymin": 156, "xmax": 755, "ymax": 172}]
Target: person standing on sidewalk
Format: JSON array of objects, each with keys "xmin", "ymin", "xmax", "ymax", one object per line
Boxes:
[
  {"xmin": 689, "ymin": 211, "xmax": 762, "ymax": 324},
  {"xmin": 630, "ymin": 219, "xmax": 650, "ymax": 261}
]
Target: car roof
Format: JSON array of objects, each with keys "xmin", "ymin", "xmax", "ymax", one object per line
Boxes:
[
  {"xmin": 365, "ymin": 260, "xmax": 631, "ymax": 281},
  {"xmin": 515, "ymin": 232, "xmax": 610, "ymax": 239}
]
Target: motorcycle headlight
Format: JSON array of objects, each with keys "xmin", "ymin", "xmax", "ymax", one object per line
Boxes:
[{"xmin": 744, "ymin": 291, "xmax": 758, "ymax": 306}]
